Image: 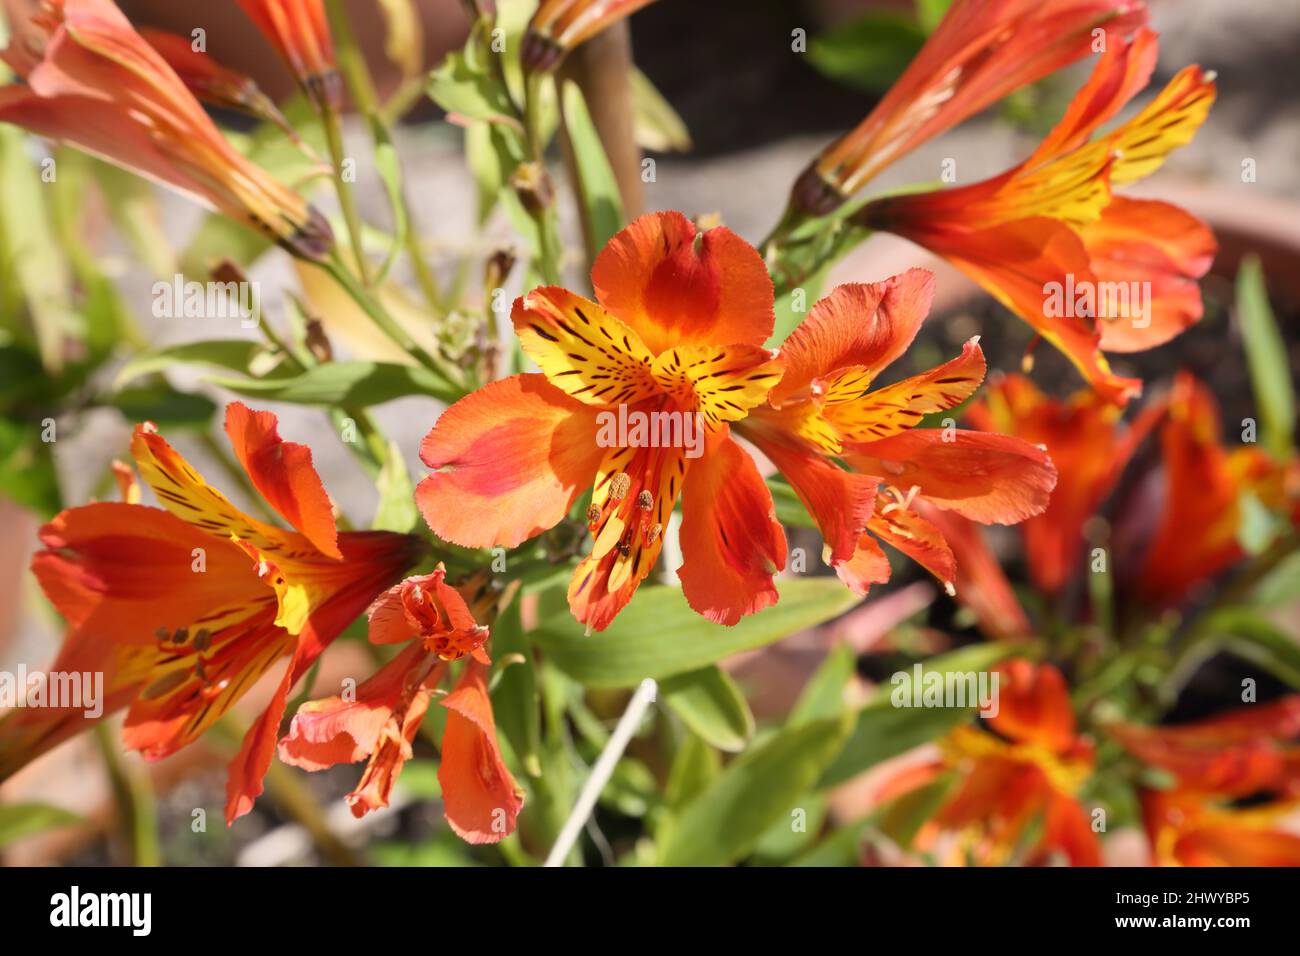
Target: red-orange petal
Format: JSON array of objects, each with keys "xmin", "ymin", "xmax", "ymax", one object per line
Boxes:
[
  {"xmin": 417, "ymin": 374, "xmax": 605, "ymax": 549},
  {"xmin": 987, "ymin": 660, "xmax": 1077, "ymax": 753},
  {"xmin": 845, "ymin": 428, "xmax": 1057, "ymax": 525},
  {"xmin": 769, "ymin": 271, "xmax": 935, "ymax": 408},
  {"xmin": 678, "ymin": 429, "xmax": 787, "ymax": 625},
  {"xmin": 438, "ymin": 659, "xmax": 525, "ymax": 844},
  {"xmin": 591, "ymin": 211, "xmax": 774, "ymax": 355},
  {"xmin": 225, "ymin": 401, "xmax": 341, "ymax": 559}
]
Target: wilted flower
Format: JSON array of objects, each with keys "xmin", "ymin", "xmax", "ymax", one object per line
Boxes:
[{"xmin": 0, "ymin": 0, "xmax": 332, "ymax": 259}]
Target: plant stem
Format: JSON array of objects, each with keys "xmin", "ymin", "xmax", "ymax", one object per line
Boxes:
[
  {"xmin": 321, "ymin": 107, "xmax": 373, "ymax": 287},
  {"xmin": 95, "ymin": 725, "xmax": 160, "ymax": 866}
]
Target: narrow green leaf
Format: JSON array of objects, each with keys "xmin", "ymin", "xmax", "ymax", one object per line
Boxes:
[
  {"xmin": 367, "ymin": 117, "xmax": 410, "ymax": 286},
  {"xmin": 807, "ymin": 14, "xmax": 926, "ymax": 95},
  {"xmin": 114, "ymin": 340, "xmax": 286, "ymax": 389},
  {"xmin": 205, "ymin": 360, "xmax": 461, "ymax": 406},
  {"xmin": 561, "ymin": 80, "xmax": 626, "ymax": 257},
  {"xmin": 0, "ymin": 803, "xmax": 81, "ymax": 848},
  {"xmin": 660, "ymin": 666, "xmax": 754, "ymax": 753},
  {"xmin": 630, "ymin": 67, "xmax": 692, "ymax": 153},
  {"xmin": 818, "ymin": 642, "xmax": 1018, "ymax": 788},
  {"xmin": 789, "ymin": 642, "xmax": 856, "ymax": 727},
  {"xmin": 1209, "ymin": 608, "xmax": 1300, "ymax": 689},
  {"xmin": 106, "ymin": 383, "xmax": 217, "ymax": 429},
  {"xmin": 658, "ymin": 715, "xmax": 851, "ymax": 866},
  {"xmin": 372, "ymin": 440, "xmax": 418, "ymax": 532},
  {"xmin": 531, "ymin": 578, "xmax": 860, "ymax": 688},
  {"xmin": 664, "ymin": 731, "xmax": 719, "ymax": 811},
  {"xmin": 490, "ymin": 599, "xmax": 543, "ymax": 778},
  {"xmin": 1237, "ymin": 255, "xmax": 1296, "ymax": 457}
]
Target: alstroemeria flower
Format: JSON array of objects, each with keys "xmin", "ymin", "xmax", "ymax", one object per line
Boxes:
[
  {"xmin": 1138, "ymin": 373, "xmax": 1288, "ymax": 605},
  {"xmin": 279, "ymin": 570, "xmax": 525, "ymax": 842},
  {"xmin": 235, "ymin": 0, "xmax": 340, "ymax": 111},
  {"xmin": 1142, "ymin": 791, "xmax": 1300, "ymax": 867},
  {"xmin": 418, "ymin": 211, "xmax": 786, "ymax": 631},
  {"xmin": 966, "ymin": 373, "xmax": 1164, "ymax": 595},
  {"xmin": 1109, "ymin": 696, "xmax": 1300, "ymax": 799},
  {"xmin": 521, "ymin": 0, "xmax": 658, "ymax": 73},
  {"xmin": 857, "ymin": 30, "xmax": 1217, "ymax": 403},
  {"xmin": 0, "ymin": 403, "xmax": 424, "ymax": 823},
  {"xmin": 0, "ymin": 0, "xmax": 331, "ymax": 259},
  {"xmin": 790, "ymin": 0, "xmax": 1149, "ymax": 215},
  {"xmin": 878, "ymin": 660, "xmax": 1101, "ymax": 866},
  {"xmin": 138, "ymin": 27, "xmax": 297, "ymax": 138},
  {"xmin": 736, "ymin": 270, "xmax": 1056, "ymax": 598}
]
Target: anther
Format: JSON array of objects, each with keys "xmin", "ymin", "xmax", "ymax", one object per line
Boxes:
[
  {"xmin": 647, "ymin": 523, "xmax": 662, "ymax": 545},
  {"xmin": 586, "ymin": 503, "xmax": 602, "ymax": 524},
  {"xmin": 609, "ymin": 472, "xmax": 631, "ymax": 500},
  {"xmin": 637, "ymin": 490, "xmax": 653, "ymax": 512}
]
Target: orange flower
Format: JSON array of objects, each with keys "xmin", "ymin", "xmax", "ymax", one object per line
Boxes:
[
  {"xmin": 1138, "ymin": 373, "xmax": 1285, "ymax": 605},
  {"xmin": 967, "ymin": 373, "xmax": 1164, "ymax": 595},
  {"xmin": 1142, "ymin": 791, "xmax": 1300, "ymax": 866},
  {"xmin": 790, "ymin": 0, "xmax": 1149, "ymax": 214},
  {"xmin": 1110, "ymin": 696, "xmax": 1300, "ymax": 799},
  {"xmin": 418, "ymin": 211, "xmax": 787, "ymax": 631},
  {"xmin": 736, "ymin": 271, "xmax": 1056, "ymax": 598},
  {"xmin": 857, "ymin": 29, "xmax": 1217, "ymax": 403},
  {"xmin": 522, "ymin": 0, "xmax": 658, "ymax": 72},
  {"xmin": 279, "ymin": 570, "xmax": 525, "ymax": 842},
  {"xmin": 879, "ymin": 660, "xmax": 1101, "ymax": 866},
  {"xmin": 235, "ymin": 0, "xmax": 340, "ymax": 111},
  {"xmin": 0, "ymin": 0, "xmax": 331, "ymax": 259},
  {"xmin": 0, "ymin": 403, "xmax": 424, "ymax": 824},
  {"xmin": 138, "ymin": 27, "xmax": 297, "ymax": 138}
]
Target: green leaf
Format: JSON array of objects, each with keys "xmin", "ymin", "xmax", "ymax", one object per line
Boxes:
[
  {"xmin": 818, "ymin": 642, "xmax": 1017, "ymax": 788},
  {"xmin": 658, "ymin": 715, "xmax": 851, "ymax": 866},
  {"xmin": 372, "ymin": 440, "xmax": 419, "ymax": 532},
  {"xmin": 751, "ymin": 793, "xmax": 827, "ymax": 864},
  {"xmin": 1208, "ymin": 608, "xmax": 1300, "ymax": 689},
  {"xmin": 206, "ymin": 360, "xmax": 461, "ymax": 406},
  {"xmin": 115, "ymin": 340, "xmax": 287, "ymax": 389},
  {"xmin": 915, "ymin": 0, "xmax": 955, "ymax": 32},
  {"xmin": 789, "ymin": 642, "xmax": 855, "ymax": 727},
  {"xmin": 1237, "ymin": 255, "xmax": 1296, "ymax": 457},
  {"xmin": 808, "ymin": 14, "xmax": 926, "ymax": 95},
  {"xmin": 0, "ymin": 415, "xmax": 62, "ymax": 516},
  {"xmin": 106, "ymin": 383, "xmax": 218, "ymax": 429},
  {"xmin": 660, "ymin": 666, "xmax": 754, "ymax": 753},
  {"xmin": 490, "ymin": 599, "xmax": 543, "ymax": 778},
  {"xmin": 630, "ymin": 67, "xmax": 692, "ymax": 153},
  {"xmin": 561, "ymin": 80, "xmax": 626, "ymax": 258},
  {"xmin": 664, "ymin": 731, "xmax": 719, "ymax": 811},
  {"xmin": 0, "ymin": 803, "xmax": 81, "ymax": 847},
  {"xmin": 531, "ymin": 578, "xmax": 860, "ymax": 688},
  {"xmin": 426, "ymin": 26, "xmax": 517, "ymax": 123}
]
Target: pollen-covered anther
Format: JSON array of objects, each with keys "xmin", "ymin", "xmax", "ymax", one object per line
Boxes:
[
  {"xmin": 637, "ymin": 490, "xmax": 653, "ymax": 512},
  {"xmin": 646, "ymin": 523, "xmax": 662, "ymax": 546},
  {"xmin": 586, "ymin": 503, "xmax": 602, "ymax": 524},
  {"xmin": 880, "ymin": 484, "xmax": 921, "ymax": 515},
  {"xmin": 609, "ymin": 472, "xmax": 631, "ymax": 500}
]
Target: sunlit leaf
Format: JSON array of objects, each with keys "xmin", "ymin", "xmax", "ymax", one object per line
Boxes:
[
  {"xmin": 660, "ymin": 665, "xmax": 754, "ymax": 753},
  {"xmin": 561, "ymin": 79, "xmax": 625, "ymax": 258},
  {"xmin": 0, "ymin": 803, "xmax": 81, "ymax": 848},
  {"xmin": 1237, "ymin": 255, "xmax": 1296, "ymax": 458}
]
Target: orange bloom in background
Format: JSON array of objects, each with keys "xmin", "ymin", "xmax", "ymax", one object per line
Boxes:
[
  {"xmin": 235, "ymin": 0, "xmax": 340, "ymax": 111},
  {"xmin": 418, "ymin": 211, "xmax": 787, "ymax": 631},
  {"xmin": 879, "ymin": 660, "xmax": 1101, "ymax": 866},
  {"xmin": 858, "ymin": 29, "xmax": 1217, "ymax": 404},
  {"xmin": 138, "ymin": 27, "xmax": 298, "ymax": 140},
  {"xmin": 967, "ymin": 373, "xmax": 1164, "ymax": 595},
  {"xmin": 1142, "ymin": 791, "xmax": 1300, "ymax": 867},
  {"xmin": 1138, "ymin": 372, "xmax": 1287, "ymax": 605},
  {"xmin": 791, "ymin": 0, "xmax": 1149, "ymax": 214},
  {"xmin": 522, "ymin": 0, "xmax": 658, "ymax": 72},
  {"xmin": 1109, "ymin": 696, "xmax": 1300, "ymax": 799},
  {"xmin": 280, "ymin": 570, "xmax": 525, "ymax": 842},
  {"xmin": 0, "ymin": 403, "xmax": 424, "ymax": 824},
  {"xmin": 0, "ymin": 0, "xmax": 332, "ymax": 259},
  {"xmin": 737, "ymin": 270, "xmax": 1056, "ymax": 599}
]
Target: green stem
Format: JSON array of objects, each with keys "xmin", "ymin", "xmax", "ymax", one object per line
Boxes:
[
  {"xmin": 322, "ymin": 107, "xmax": 373, "ymax": 286},
  {"xmin": 95, "ymin": 725, "xmax": 160, "ymax": 866},
  {"xmin": 522, "ymin": 73, "xmax": 564, "ymax": 285}
]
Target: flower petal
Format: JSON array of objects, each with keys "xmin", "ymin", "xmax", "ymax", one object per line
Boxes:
[
  {"xmin": 844, "ymin": 428, "xmax": 1057, "ymax": 525},
  {"xmin": 651, "ymin": 343, "xmax": 784, "ymax": 430},
  {"xmin": 592, "ymin": 211, "xmax": 774, "ymax": 354},
  {"xmin": 417, "ymin": 374, "xmax": 605, "ymax": 549},
  {"xmin": 678, "ymin": 429, "xmax": 786, "ymax": 625},
  {"xmin": 512, "ymin": 286, "xmax": 659, "ymax": 407},
  {"xmin": 225, "ymin": 401, "xmax": 341, "ymax": 559},
  {"xmin": 439, "ymin": 659, "xmax": 525, "ymax": 844},
  {"xmin": 769, "ymin": 270, "xmax": 935, "ymax": 408},
  {"xmin": 987, "ymin": 660, "xmax": 1076, "ymax": 753},
  {"xmin": 866, "ymin": 501, "xmax": 955, "ymax": 590}
]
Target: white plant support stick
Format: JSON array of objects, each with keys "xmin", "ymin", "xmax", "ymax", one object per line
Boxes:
[{"xmin": 543, "ymin": 677, "xmax": 658, "ymax": 867}]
